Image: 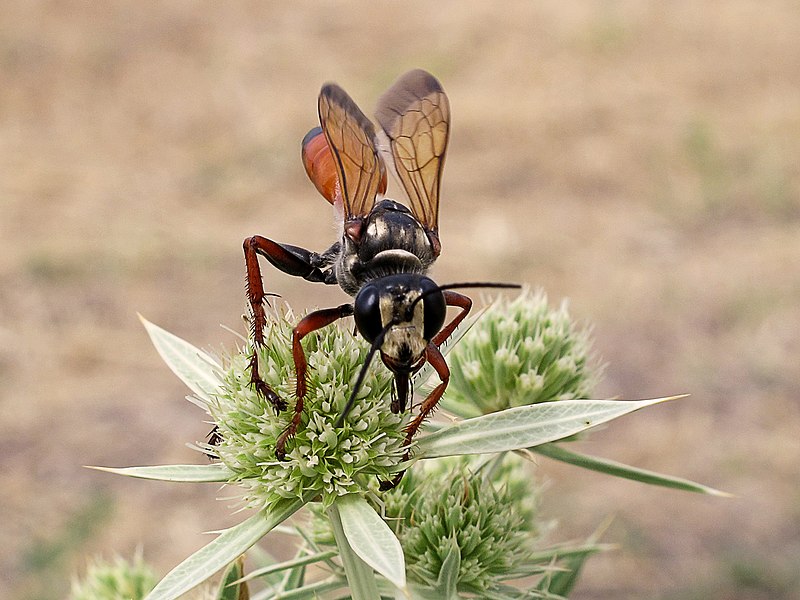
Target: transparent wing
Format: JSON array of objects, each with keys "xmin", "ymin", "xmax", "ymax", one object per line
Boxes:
[
  {"xmin": 318, "ymin": 83, "xmax": 384, "ymax": 220},
  {"xmin": 374, "ymin": 69, "xmax": 450, "ymax": 232}
]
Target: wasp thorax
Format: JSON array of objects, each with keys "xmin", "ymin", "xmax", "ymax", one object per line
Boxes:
[
  {"xmin": 359, "ymin": 200, "xmax": 436, "ymax": 265},
  {"xmin": 335, "ymin": 200, "xmax": 439, "ymax": 296}
]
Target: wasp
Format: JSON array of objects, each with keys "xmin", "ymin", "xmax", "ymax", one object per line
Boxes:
[{"xmin": 242, "ymin": 69, "xmax": 516, "ymax": 486}]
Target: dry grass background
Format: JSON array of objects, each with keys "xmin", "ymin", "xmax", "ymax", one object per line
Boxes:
[{"xmin": 2, "ymin": 2, "xmax": 799, "ymax": 598}]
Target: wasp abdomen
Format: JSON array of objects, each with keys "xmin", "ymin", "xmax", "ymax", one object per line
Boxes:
[{"xmin": 302, "ymin": 126, "xmax": 387, "ymax": 206}]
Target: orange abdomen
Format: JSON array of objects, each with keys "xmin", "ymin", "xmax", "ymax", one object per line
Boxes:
[{"xmin": 301, "ymin": 126, "xmax": 387, "ymax": 206}]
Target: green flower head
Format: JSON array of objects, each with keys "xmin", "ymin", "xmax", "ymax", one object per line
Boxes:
[
  {"xmin": 308, "ymin": 455, "xmax": 540, "ymax": 596},
  {"xmin": 207, "ymin": 309, "xmax": 409, "ymax": 509},
  {"xmin": 384, "ymin": 457, "xmax": 538, "ymax": 595},
  {"xmin": 70, "ymin": 553, "xmax": 157, "ymax": 600},
  {"xmin": 445, "ymin": 288, "xmax": 602, "ymax": 416}
]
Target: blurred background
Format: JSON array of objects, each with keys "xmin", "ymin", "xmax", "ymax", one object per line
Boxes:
[{"xmin": 2, "ymin": 2, "xmax": 798, "ymax": 598}]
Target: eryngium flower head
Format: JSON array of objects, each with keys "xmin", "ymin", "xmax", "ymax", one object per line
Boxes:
[
  {"xmin": 70, "ymin": 553, "xmax": 156, "ymax": 600},
  {"xmin": 445, "ymin": 288, "xmax": 601, "ymax": 416},
  {"xmin": 384, "ymin": 458, "xmax": 538, "ymax": 595},
  {"xmin": 207, "ymin": 310, "xmax": 408, "ymax": 509}
]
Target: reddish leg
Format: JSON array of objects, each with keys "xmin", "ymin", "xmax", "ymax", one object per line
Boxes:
[
  {"xmin": 244, "ymin": 237, "xmax": 283, "ymax": 410},
  {"xmin": 275, "ymin": 303, "xmax": 354, "ymax": 458},
  {"xmin": 243, "ymin": 235, "xmax": 333, "ymax": 411},
  {"xmin": 381, "ymin": 342, "xmax": 450, "ymax": 490},
  {"xmin": 431, "ymin": 290, "xmax": 472, "ymax": 348}
]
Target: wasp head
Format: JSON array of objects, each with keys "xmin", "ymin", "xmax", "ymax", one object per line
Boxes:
[{"xmin": 353, "ymin": 274, "xmax": 446, "ymax": 411}]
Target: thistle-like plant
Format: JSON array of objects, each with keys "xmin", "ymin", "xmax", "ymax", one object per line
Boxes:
[
  {"xmin": 444, "ymin": 288, "xmax": 600, "ymax": 416},
  {"xmin": 70, "ymin": 552, "xmax": 157, "ymax": 600},
  {"xmin": 94, "ymin": 293, "xmax": 724, "ymax": 600},
  {"xmin": 207, "ymin": 311, "xmax": 407, "ymax": 510}
]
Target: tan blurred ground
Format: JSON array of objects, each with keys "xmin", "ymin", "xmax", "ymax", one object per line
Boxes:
[{"xmin": 2, "ymin": 2, "xmax": 799, "ymax": 599}]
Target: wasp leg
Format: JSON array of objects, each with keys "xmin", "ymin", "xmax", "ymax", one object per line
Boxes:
[
  {"xmin": 380, "ymin": 343, "xmax": 450, "ymax": 490},
  {"xmin": 274, "ymin": 303, "xmax": 355, "ymax": 459},
  {"xmin": 243, "ymin": 236, "xmax": 337, "ymax": 411},
  {"xmin": 431, "ymin": 290, "xmax": 472, "ymax": 348}
]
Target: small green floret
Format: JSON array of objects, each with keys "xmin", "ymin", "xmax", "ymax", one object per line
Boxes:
[
  {"xmin": 70, "ymin": 553, "xmax": 157, "ymax": 600},
  {"xmin": 384, "ymin": 459, "xmax": 537, "ymax": 595},
  {"xmin": 446, "ymin": 288, "xmax": 601, "ymax": 416},
  {"xmin": 207, "ymin": 311, "xmax": 408, "ymax": 509}
]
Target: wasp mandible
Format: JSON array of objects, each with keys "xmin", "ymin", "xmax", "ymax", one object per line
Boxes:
[{"xmin": 242, "ymin": 69, "xmax": 516, "ymax": 485}]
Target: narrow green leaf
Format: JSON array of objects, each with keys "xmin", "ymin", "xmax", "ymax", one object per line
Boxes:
[
  {"xmin": 527, "ymin": 542, "xmax": 613, "ymax": 566},
  {"xmin": 249, "ymin": 578, "xmax": 345, "ymax": 600},
  {"xmin": 435, "ymin": 536, "xmax": 461, "ymax": 599},
  {"xmin": 218, "ymin": 558, "xmax": 247, "ymax": 600},
  {"xmin": 236, "ymin": 550, "xmax": 337, "ymax": 585},
  {"xmin": 416, "ymin": 396, "xmax": 685, "ymax": 459},
  {"xmin": 140, "ymin": 315, "xmax": 222, "ymax": 405},
  {"xmin": 282, "ymin": 558, "xmax": 306, "ymax": 592},
  {"xmin": 88, "ymin": 463, "xmax": 233, "ymax": 483},
  {"xmin": 405, "ymin": 583, "xmax": 455, "ymax": 600},
  {"xmin": 337, "ymin": 494, "xmax": 407, "ymax": 591},
  {"xmin": 181, "ymin": 557, "xmax": 247, "ymax": 600},
  {"xmin": 145, "ymin": 499, "xmax": 304, "ymax": 600},
  {"xmin": 326, "ymin": 503, "xmax": 381, "ymax": 600},
  {"xmin": 532, "ymin": 443, "xmax": 730, "ymax": 496},
  {"xmin": 536, "ymin": 543, "xmax": 605, "ymax": 596}
]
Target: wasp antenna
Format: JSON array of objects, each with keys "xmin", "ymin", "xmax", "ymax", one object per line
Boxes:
[
  {"xmin": 335, "ymin": 320, "xmax": 396, "ymax": 427},
  {"xmin": 407, "ymin": 281, "xmax": 521, "ymax": 318},
  {"xmin": 437, "ymin": 282, "xmax": 521, "ymax": 292}
]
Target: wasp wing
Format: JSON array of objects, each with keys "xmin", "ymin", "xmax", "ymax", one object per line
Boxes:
[
  {"xmin": 374, "ymin": 69, "xmax": 450, "ymax": 233},
  {"xmin": 318, "ymin": 83, "xmax": 385, "ymax": 221}
]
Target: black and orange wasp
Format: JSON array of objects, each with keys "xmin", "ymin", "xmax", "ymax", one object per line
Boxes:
[{"xmin": 240, "ymin": 69, "xmax": 517, "ymax": 487}]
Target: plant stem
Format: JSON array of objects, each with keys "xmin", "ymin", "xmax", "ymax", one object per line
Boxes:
[{"xmin": 326, "ymin": 502, "xmax": 381, "ymax": 600}]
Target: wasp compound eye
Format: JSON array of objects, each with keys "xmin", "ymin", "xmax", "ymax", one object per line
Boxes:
[
  {"xmin": 354, "ymin": 283, "xmax": 383, "ymax": 343},
  {"xmin": 420, "ymin": 277, "xmax": 446, "ymax": 342}
]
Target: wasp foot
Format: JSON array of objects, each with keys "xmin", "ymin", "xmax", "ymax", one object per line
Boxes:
[{"xmin": 275, "ymin": 425, "xmax": 296, "ymax": 461}]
